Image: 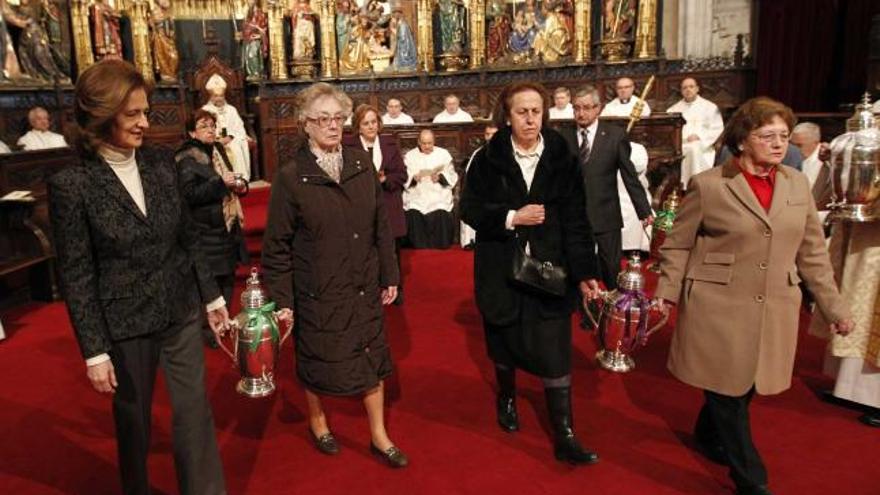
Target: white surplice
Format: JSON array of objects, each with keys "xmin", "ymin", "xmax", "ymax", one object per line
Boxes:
[
  {"xmin": 202, "ymin": 101, "xmax": 252, "ymax": 180},
  {"xmin": 667, "ymin": 95, "xmax": 724, "ymax": 186},
  {"xmin": 402, "ymin": 146, "xmax": 458, "ymax": 213}
]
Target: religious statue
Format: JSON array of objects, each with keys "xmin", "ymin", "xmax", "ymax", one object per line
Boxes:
[
  {"xmin": 335, "ymin": 0, "xmax": 353, "ymax": 59},
  {"xmin": 603, "ymin": 0, "xmax": 636, "ymax": 39},
  {"xmin": 90, "ymin": 0, "xmax": 123, "ymax": 61},
  {"xmin": 508, "ymin": 9, "xmax": 537, "ymax": 61},
  {"xmin": 437, "ymin": 0, "xmax": 467, "ymax": 55},
  {"xmin": 9, "ymin": 0, "xmax": 69, "ymax": 82},
  {"xmin": 533, "ymin": 1, "xmax": 572, "ymax": 63},
  {"xmin": 0, "ymin": 0, "xmax": 26, "ymax": 82},
  {"xmin": 486, "ymin": 11, "xmax": 510, "ymax": 64},
  {"xmin": 149, "ymin": 0, "xmax": 179, "ymax": 83},
  {"xmin": 338, "ymin": 14, "xmax": 371, "ymax": 74},
  {"xmin": 290, "ymin": 0, "xmax": 317, "ymax": 61},
  {"xmin": 40, "ymin": 0, "xmax": 64, "ymax": 48},
  {"xmin": 241, "ymin": 0, "xmax": 268, "ymax": 80},
  {"xmin": 389, "ymin": 9, "xmax": 416, "ymax": 71}
]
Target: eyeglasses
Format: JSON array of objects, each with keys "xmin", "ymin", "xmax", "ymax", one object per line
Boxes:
[
  {"xmin": 306, "ymin": 114, "xmax": 346, "ymax": 128},
  {"xmin": 751, "ymin": 132, "xmax": 790, "ymax": 144},
  {"xmin": 573, "ymin": 104, "xmax": 600, "ymax": 112}
]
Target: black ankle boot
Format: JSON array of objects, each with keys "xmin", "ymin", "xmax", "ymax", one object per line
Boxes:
[
  {"xmin": 544, "ymin": 386, "xmax": 599, "ymax": 465},
  {"xmin": 495, "ymin": 365, "xmax": 519, "ymax": 433}
]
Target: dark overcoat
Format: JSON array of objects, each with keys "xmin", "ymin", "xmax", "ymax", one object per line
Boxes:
[
  {"xmin": 460, "ymin": 126, "xmax": 598, "ymax": 376},
  {"xmin": 48, "ymin": 146, "xmax": 220, "ymax": 359},
  {"xmin": 175, "ymin": 139, "xmax": 245, "ymax": 277},
  {"xmin": 343, "ymin": 133, "xmax": 408, "ymax": 238},
  {"xmin": 261, "ymin": 143, "xmax": 400, "ymax": 396}
]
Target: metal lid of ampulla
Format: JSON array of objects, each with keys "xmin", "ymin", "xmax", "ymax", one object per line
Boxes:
[
  {"xmin": 617, "ymin": 254, "xmax": 644, "ymax": 292},
  {"xmin": 846, "ymin": 93, "xmax": 879, "ymax": 132},
  {"xmin": 240, "ymin": 267, "xmax": 267, "ymax": 309}
]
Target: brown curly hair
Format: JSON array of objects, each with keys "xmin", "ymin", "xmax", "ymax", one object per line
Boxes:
[
  {"xmin": 351, "ymin": 103, "xmax": 383, "ymax": 135},
  {"xmin": 492, "ymin": 81, "xmax": 550, "ymax": 128},
  {"xmin": 720, "ymin": 96, "xmax": 796, "ymax": 157},
  {"xmin": 70, "ymin": 59, "xmax": 153, "ymax": 157}
]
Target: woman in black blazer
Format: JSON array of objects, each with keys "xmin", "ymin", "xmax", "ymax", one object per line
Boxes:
[
  {"xmin": 460, "ymin": 82, "xmax": 602, "ymax": 465},
  {"xmin": 48, "ymin": 60, "xmax": 227, "ymax": 494}
]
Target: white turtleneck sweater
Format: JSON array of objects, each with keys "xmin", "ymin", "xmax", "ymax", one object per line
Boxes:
[{"xmin": 86, "ymin": 147, "xmax": 225, "ymax": 367}]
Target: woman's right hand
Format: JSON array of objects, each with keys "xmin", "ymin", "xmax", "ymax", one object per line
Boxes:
[
  {"xmin": 513, "ymin": 204, "xmax": 545, "ymax": 226},
  {"xmin": 87, "ymin": 360, "xmax": 118, "ymax": 394},
  {"xmin": 221, "ymin": 170, "xmax": 236, "ymax": 188},
  {"xmin": 277, "ymin": 307, "xmax": 294, "ymax": 326},
  {"xmin": 652, "ymin": 297, "xmax": 672, "ymax": 316}
]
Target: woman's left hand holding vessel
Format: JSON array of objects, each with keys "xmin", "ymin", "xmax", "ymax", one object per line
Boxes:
[
  {"xmin": 381, "ymin": 286, "xmax": 398, "ymax": 305},
  {"xmin": 831, "ymin": 318, "xmax": 856, "ymax": 336},
  {"xmin": 207, "ymin": 305, "xmax": 230, "ymax": 338}
]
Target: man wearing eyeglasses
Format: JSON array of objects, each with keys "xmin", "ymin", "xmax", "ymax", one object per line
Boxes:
[
  {"xmin": 600, "ymin": 77, "xmax": 652, "ymax": 118},
  {"xmin": 559, "ymin": 85, "xmax": 653, "ymax": 290}
]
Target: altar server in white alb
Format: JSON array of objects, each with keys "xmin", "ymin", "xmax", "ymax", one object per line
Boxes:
[
  {"xmin": 548, "ymin": 87, "xmax": 574, "ymax": 120},
  {"xmin": 17, "ymin": 107, "xmax": 68, "ymax": 150},
  {"xmin": 202, "ymin": 74, "xmax": 253, "ymax": 180},
  {"xmin": 433, "ymin": 94, "xmax": 474, "ymax": 123},
  {"xmin": 382, "ymin": 98, "xmax": 415, "ymax": 125},
  {"xmin": 619, "ymin": 142, "xmax": 652, "ymax": 254},
  {"xmin": 403, "ymin": 129, "xmax": 458, "ymax": 248},
  {"xmin": 667, "ymin": 77, "xmax": 724, "ymax": 185},
  {"xmin": 601, "ymin": 77, "xmax": 652, "ymax": 118}
]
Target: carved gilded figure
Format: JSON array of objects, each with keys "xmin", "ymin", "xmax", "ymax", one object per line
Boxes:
[
  {"xmin": 437, "ymin": 0, "xmax": 467, "ymax": 54},
  {"xmin": 508, "ymin": 9, "xmax": 536, "ymax": 57},
  {"xmin": 10, "ymin": 0, "xmax": 70, "ymax": 81},
  {"xmin": 485, "ymin": 11, "xmax": 510, "ymax": 63},
  {"xmin": 40, "ymin": 0, "xmax": 63, "ymax": 46},
  {"xmin": 389, "ymin": 9, "xmax": 416, "ymax": 71},
  {"xmin": 336, "ymin": 0, "xmax": 353, "ymax": 59},
  {"xmin": 0, "ymin": 0, "xmax": 26, "ymax": 81},
  {"xmin": 91, "ymin": 0, "xmax": 123, "ymax": 61},
  {"xmin": 533, "ymin": 2, "xmax": 572, "ymax": 62},
  {"xmin": 242, "ymin": 0, "xmax": 268, "ymax": 80},
  {"xmin": 290, "ymin": 0, "xmax": 317, "ymax": 61},
  {"xmin": 150, "ymin": 0, "xmax": 179, "ymax": 83},
  {"xmin": 339, "ymin": 14, "xmax": 371, "ymax": 74},
  {"xmin": 603, "ymin": 0, "xmax": 635, "ymax": 39}
]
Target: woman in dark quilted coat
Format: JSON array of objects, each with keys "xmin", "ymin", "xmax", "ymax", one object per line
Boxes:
[{"xmin": 262, "ymin": 82, "xmax": 407, "ymax": 468}]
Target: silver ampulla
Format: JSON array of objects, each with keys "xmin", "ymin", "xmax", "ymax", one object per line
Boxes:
[{"xmin": 827, "ymin": 93, "xmax": 880, "ymax": 222}]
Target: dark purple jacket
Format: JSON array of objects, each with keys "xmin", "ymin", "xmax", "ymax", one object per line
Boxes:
[{"xmin": 343, "ymin": 133, "xmax": 407, "ymax": 238}]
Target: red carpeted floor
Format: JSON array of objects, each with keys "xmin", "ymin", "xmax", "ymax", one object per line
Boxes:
[{"xmin": 0, "ymin": 190, "xmax": 877, "ymax": 494}]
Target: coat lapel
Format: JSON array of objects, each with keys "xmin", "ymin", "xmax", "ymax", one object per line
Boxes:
[
  {"xmin": 767, "ymin": 167, "xmax": 791, "ymax": 221},
  {"xmin": 137, "ymin": 150, "xmax": 159, "ymax": 226},
  {"xmin": 721, "ymin": 159, "xmax": 771, "ymax": 228},
  {"xmin": 585, "ymin": 123, "xmax": 608, "ymax": 167},
  {"xmin": 91, "ymin": 157, "xmax": 150, "ymax": 226}
]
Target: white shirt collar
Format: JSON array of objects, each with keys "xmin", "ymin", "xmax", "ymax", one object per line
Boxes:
[{"xmin": 511, "ymin": 134, "xmax": 544, "ymax": 159}]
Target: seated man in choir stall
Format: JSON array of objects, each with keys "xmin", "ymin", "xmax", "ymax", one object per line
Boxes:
[
  {"xmin": 600, "ymin": 77, "xmax": 652, "ymax": 118},
  {"xmin": 0, "ymin": 140, "xmax": 11, "ymax": 154},
  {"xmin": 433, "ymin": 94, "xmax": 474, "ymax": 123},
  {"xmin": 403, "ymin": 129, "xmax": 458, "ymax": 249},
  {"xmin": 17, "ymin": 107, "xmax": 68, "ymax": 151},
  {"xmin": 383, "ymin": 98, "xmax": 415, "ymax": 125},
  {"xmin": 666, "ymin": 77, "xmax": 724, "ymax": 186},
  {"xmin": 791, "ymin": 122, "xmax": 832, "ymax": 223},
  {"xmin": 202, "ymin": 74, "xmax": 254, "ymax": 180},
  {"xmin": 548, "ymin": 86, "xmax": 574, "ymax": 120}
]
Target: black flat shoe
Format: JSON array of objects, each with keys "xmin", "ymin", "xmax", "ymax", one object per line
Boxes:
[
  {"xmin": 553, "ymin": 435, "xmax": 600, "ymax": 465},
  {"xmin": 496, "ymin": 395, "xmax": 519, "ymax": 433},
  {"xmin": 370, "ymin": 443, "xmax": 409, "ymax": 468},
  {"xmin": 858, "ymin": 412, "xmax": 880, "ymax": 427},
  {"xmin": 310, "ymin": 430, "xmax": 340, "ymax": 455}
]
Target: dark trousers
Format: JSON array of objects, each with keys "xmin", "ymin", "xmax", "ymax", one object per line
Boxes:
[
  {"xmin": 697, "ymin": 388, "xmax": 768, "ymax": 490},
  {"xmin": 110, "ymin": 309, "xmax": 226, "ymax": 495},
  {"xmin": 594, "ymin": 229, "xmax": 622, "ymax": 289},
  {"xmin": 395, "ymin": 237, "xmax": 404, "ymax": 291}
]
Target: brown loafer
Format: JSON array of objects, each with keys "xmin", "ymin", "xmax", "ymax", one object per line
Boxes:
[
  {"xmin": 310, "ymin": 430, "xmax": 340, "ymax": 455},
  {"xmin": 370, "ymin": 443, "xmax": 409, "ymax": 468}
]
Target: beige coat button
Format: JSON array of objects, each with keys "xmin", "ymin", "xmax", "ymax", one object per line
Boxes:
[{"xmin": 755, "ymin": 295, "xmax": 766, "ymax": 303}]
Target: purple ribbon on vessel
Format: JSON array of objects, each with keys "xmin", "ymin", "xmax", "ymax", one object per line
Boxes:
[{"xmin": 615, "ymin": 289, "xmax": 650, "ymax": 350}]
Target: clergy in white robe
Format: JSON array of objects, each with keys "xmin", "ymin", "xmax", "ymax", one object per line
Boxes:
[
  {"xmin": 549, "ymin": 87, "xmax": 574, "ymax": 120},
  {"xmin": 403, "ymin": 129, "xmax": 459, "ymax": 248},
  {"xmin": 202, "ymin": 75, "xmax": 253, "ymax": 180},
  {"xmin": 666, "ymin": 78, "xmax": 724, "ymax": 186},
  {"xmin": 601, "ymin": 77, "xmax": 651, "ymax": 118},
  {"xmin": 17, "ymin": 107, "xmax": 68, "ymax": 150},
  {"xmin": 433, "ymin": 94, "xmax": 474, "ymax": 123},
  {"xmin": 383, "ymin": 98, "xmax": 415, "ymax": 125},
  {"xmin": 0, "ymin": 140, "xmax": 13, "ymax": 154},
  {"xmin": 619, "ymin": 142, "xmax": 652, "ymax": 252}
]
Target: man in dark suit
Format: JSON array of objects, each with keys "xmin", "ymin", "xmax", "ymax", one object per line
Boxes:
[{"xmin": 559, "ymin": 85, "xmax": 653, "ymax": 289}]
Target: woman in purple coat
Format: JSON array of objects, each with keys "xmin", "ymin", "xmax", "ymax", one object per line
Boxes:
[{"xmin": 345, "ymin": 104, "xmax": 408, "ymax": 304}]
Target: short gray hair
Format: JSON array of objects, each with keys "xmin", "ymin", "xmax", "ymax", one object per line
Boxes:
[
  {"xmin": 295, "ymin": 82, "xmax": 352, "ymax": 124},
  {"xmin": 573, "ymin": 85, "xmax": 600, "ymax": 104},
  {"xmin": 792, "ymin": 122, "xmax": 821, "ymax": 141}
]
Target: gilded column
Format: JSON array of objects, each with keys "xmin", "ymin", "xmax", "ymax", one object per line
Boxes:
[
  {"xmin": 417, "ymin": 0, "xmax": 434, "ymax": 72},
  {"xmin": 267, "ymin": 0, "xmax": 287, "ymax": 80},
  {"xmin": 574, "ymin": 0, "xmax": 591, "ymax": 62},
  {"xmin": 468, "ymin": 0, "xmax": 485, "ymax": 69},
  {"xmin": 635, "ymin": 0, "xmax": 658, "ymax": 59},
  {"xmin": 130, "ymin": 0, "xmax": 154, "ymax": 83},
  {"xmin": 69, "ymin": 0, "xmax": 94, "ymax": 74},
  {"xmin": 319, "ymin": 0, "xmax": 337, "ymax": 78}
]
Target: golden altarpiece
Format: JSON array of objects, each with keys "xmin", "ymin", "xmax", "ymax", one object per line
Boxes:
[{"xmin": 0, "ymin": 0, "xmax": 755, "ymax": 183}]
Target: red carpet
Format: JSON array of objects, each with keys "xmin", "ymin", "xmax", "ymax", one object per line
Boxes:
[{"xmin": 1, "ymin": 246, "xmax": 877, "ymax": 493}]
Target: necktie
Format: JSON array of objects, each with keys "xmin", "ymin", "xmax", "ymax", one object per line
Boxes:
[{"xmin": 579, "ymin": 128, "xmax": 591, "ymax": 165}]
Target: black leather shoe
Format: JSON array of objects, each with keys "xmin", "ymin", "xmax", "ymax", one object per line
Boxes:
[
  {"xmin": 859, "ymin": 412, "xmax": 880, "ymax": 427},
  {"xmin": 694, "ymin": 435, "xmax": 728, "ymax": 465},
  {"xmin": 310, "ymin": 430, "xmax": 340, "ymax": 455},
  {"xmin": 735, "ymin": 484, "xmax": 773, "ymax": 495},
  {"xmin": 553, "ymin": 434, "xmax": 600, "ymax": 465},
  {"xmin": 545, "ymin": 386, "xmax": 599, "ymax": 465},
  {"xmin": 496, "ymin": 395, "xmax": 519, "ymax": 432},
  {"xmin": 370, "ymin": 443, "xmax": 409, "ymax": 468}
]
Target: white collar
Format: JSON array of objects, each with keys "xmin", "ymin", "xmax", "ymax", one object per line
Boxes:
[{"xmin": 512, "ymin": 134, "xmax": 544, "ymax": 159}]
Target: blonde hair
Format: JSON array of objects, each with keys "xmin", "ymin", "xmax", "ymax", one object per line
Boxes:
[
  {"xmin": 71, "ymin": 59, "xmax": 152, "ymax": 157},
  {"xmin": 295, "ymin": 82, "xmax": 352, "ymax": 124}
]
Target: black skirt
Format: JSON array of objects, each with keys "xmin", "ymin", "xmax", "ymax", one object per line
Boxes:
[{"xmin": 404, "ymin": 209, "xmax": 455, "ymax": 249}]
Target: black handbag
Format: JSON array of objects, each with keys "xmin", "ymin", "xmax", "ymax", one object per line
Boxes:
[{"xmin": 510, "ymin": 240, "xmax": 568, "ymax": 298}]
